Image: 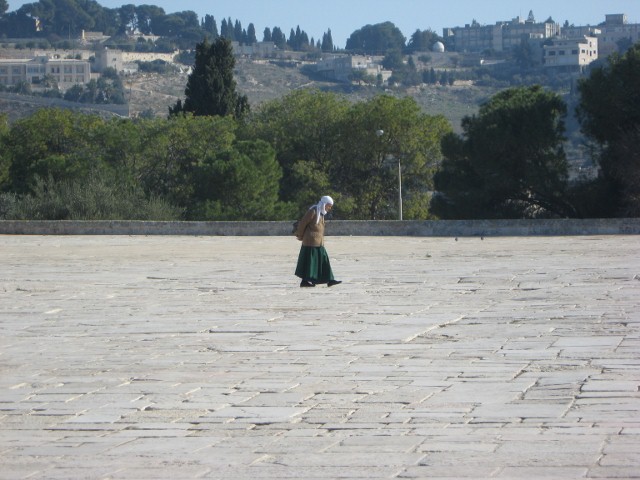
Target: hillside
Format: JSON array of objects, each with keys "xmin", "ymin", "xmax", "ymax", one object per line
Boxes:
[
  {"xmin": 125, "ymin": 58, "xmax": 497, "ymax": 132},
  {"xmin": 125, "ymin": 60, "xmax": 497, "ymax": 130},
  {"xmin": 0, "ymin": 45, "xmax": 497, "ymax": 131}
]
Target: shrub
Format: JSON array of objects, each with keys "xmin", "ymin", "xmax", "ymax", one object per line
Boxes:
[{"xmin": 0, "ymin": 174, "xmax": 183, "ymax": 220}]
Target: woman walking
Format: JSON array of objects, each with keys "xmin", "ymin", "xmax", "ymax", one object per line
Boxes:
[{"xmin": 294, "ymin": 195, "xmax": 342, "ymax": 288}]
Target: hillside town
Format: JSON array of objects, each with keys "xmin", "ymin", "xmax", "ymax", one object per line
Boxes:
[{"xmin": 0, "ymin": 10, "xmax": 638, "ymax": 93}]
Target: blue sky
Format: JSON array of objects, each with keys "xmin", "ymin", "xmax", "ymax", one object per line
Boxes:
[{"xmin": 8, "ymin": 0, "xmax": 640, "ymax": 48}]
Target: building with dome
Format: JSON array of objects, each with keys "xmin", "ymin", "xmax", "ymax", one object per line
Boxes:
[{"xmin": 432, "ymin": 41, "xmax": 445, "ymax": 53}]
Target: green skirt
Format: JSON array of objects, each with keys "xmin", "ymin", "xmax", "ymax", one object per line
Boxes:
[{"xmin": 295, "ymin": 246, "xmax": 335, "ymax": 284}]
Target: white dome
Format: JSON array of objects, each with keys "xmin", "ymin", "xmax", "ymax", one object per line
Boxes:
[{"xmin": 432, "ymin": 41, "xmax": 445, "ymax": 53}]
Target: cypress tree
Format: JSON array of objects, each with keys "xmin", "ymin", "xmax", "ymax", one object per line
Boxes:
[{"xmin": 170, "ymin": 37, "xmax": 249, "ymax": 119}]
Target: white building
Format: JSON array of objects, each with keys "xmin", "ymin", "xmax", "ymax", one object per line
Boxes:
[
  {"xmin": 80, "ymin": 30, "xmax": 110, "ymax": 44},
  {"xmin": 315, "ymin": 55, "xmax": 392, "ymax": 83},
  {"xmin": 543, "ymin": 35, "xmax": 598, "ymax": 70},
  {"xmin": 0, "ymin": 55, "xmax": 91, "ymax": 90},
  {"xmin": 598, "ymin": 14, "xmax": 640, "ymax": 57},
  {"xmin": 94, "ymin": 47, "xmax": 124, "ymax": 73},
  {"xmin": 231, "ymin": 41, "xmax": 276, "ymax": 57},
  {"xmin": 443, "ymin": 12, "xmax": 560, "ymax": 53}
]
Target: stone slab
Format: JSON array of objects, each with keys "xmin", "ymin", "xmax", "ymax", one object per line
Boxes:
[{"xmin": 0, "ymin": 235, "xmax": 639, "ymax": 479}]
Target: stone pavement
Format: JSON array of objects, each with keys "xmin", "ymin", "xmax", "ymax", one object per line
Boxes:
[{"xmin": 1, "ymin": 234, "xmax": 639, "ymax": 480}]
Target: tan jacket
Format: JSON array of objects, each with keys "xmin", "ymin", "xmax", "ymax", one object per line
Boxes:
[{"xmin": 295, "ymin": 207, "xmax": 325, "ymax": 246}]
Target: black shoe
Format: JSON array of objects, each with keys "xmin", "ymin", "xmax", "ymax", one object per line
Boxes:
[
  {"xmin": 327, "ymin": 280, "xmax": 342, "ymax": 287},
  {"xmin": 300, "ymin": 280, "xmax": 316, "ymax": 288}
]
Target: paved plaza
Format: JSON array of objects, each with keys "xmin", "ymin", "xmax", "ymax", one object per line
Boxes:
[{"xmin": 1, "ymin": 234, "xmax": 639, "ymax": 479}]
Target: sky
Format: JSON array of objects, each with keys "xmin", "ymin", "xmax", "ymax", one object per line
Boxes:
[{"xmin": 8, "ymin": 0, "xmax": 640, "ymax": 48}]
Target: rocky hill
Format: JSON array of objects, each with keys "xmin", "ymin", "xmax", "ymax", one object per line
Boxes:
[
  {"xmin": 0, "ymin": 47, "xmax": 496, "ymax": 132},
  {"xmin": 125, "ymin": 57, "xmax": 497, "ymax": 132}
]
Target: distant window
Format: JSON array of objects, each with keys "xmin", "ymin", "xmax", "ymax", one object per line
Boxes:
[{"xmin": 572, "ymin": 50, "xmax": 579, "ymax": 55}]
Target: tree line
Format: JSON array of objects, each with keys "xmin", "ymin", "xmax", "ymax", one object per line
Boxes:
[
  {"xmin": 1, "ymin": 37, "xmax": 638, "ymax": 221},
  {"xmin": 432, "ymin": 42, "xmax": 640, "ymax": 219},
  {"xmin": 0, "ymin": 92, "xmax": 450, "ymax": 221},
  {"xmin": 0, "ymin": 0, "xmax": 337, "ymax": 53},
  {"xmin": 0, "ymin": 0, "xmax": 442, "ymax": 55}
]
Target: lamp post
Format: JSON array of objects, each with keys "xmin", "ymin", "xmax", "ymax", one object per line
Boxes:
[
  {"xmin": 376, "ymin": 129, "xmax": 402, "ymax": 221},
  {"xmin": 397, "ymin": 156, "xmax": 402, "ymax": 221}
]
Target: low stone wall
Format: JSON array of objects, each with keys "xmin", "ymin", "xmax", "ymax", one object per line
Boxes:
[{"xmin": 1, "ymin": 219, "xmax": 639, "ymax": 236}]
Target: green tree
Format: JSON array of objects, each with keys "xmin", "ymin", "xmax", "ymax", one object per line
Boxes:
[
  {"xmin": 271, "ymin": 26, "xmax": 287, "ymax": 49},
  {"xmin": 234, "ymin": 19, "xmax": 243, "ymax": 42},
  {"xmin": 513, "ymin": 39, "xmax": 537, "ymax": 69},
  {"xmin": 24, "ymin": 0, "xmax": 96, "ymax": 37},
  {"xmin": 136, "ymin": 4, "xmax": 165, "ymax": 35},
  {"xmin": 192, "ymin": 140, "xmax": 292, "ymax": 220},
  {"xmin": 202, "ymin": 14, "xmax": 218, "ymax": 37},
  {"xmin": 5, "ymin": 109, "xmax": 106, "ymax": 194},
  {"xmin": 576, "ymin": 42, "xmax": 640, "ymax": 216},
  {"xmin": 0, "ymin": 8, "xmax": 41, "ymax": 37},
  {"xmin": 406, "ymin": 29, "xmax": 440, "ymax": 53},
  {"xmin": 336, "ymin": 95, "xmax": 451, "ymax": 219},
  {"xmin": 345, "ymin": 22, "xmax": 406, "ymax": 55},
  {"xmin": 1, "ymin": 174, "xmax": 181, "ymax": 220},
  {"xmin": 41, "ymin": 73, "xmax": 58, "ymax": 89},
  {"xmin": 321, "ymin": 29, "xmax": 334, "ymax": 52},
  {"xmin": 246, "ymin": 89, "xmax": 350, "ymax": 209},
  {"xmin": 12, "ymin": 80, "xmax": 31, "ymax": 95},
  {"xmin": 0, "ymin": 114, "xmax": 9, "ymax": 190},
  {"xmin": 382, "ymin": 48, "xmax": 404, "ymax": 71},
  {"xmin": 247, "ymin": 23, "xmax": 257, "ymax": 44},
  {"xmin": 170, "ymin": 37, "xmax": 250, "ymax": 119},
  {"xmin": 64, "ymin": 84, "xmax": 84, "ymax": 102},
  {"xmin": 403, "ymin": 56, "xmax": 422, "ymax": 86},
  {"xmin": 0, "ymin": 0, "xmax": 8, "ymax": 15},
  {"xmin": 350, "ymin": 69, "xmax": 376, "ymax": 85},
  {"xmin": 135, "ymin": 114, "xmax": 237, "ymax": 210},
  {"xmin": 117, "ymin": 4, "xmax": 136, "ymax": 33},
  {"xmin": 431, "ymin": 86, "xmax": 575, "ymax": 219}
]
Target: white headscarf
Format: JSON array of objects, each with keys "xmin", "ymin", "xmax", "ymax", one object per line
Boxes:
[{"xmin": 314, "ymin": 195, "xmax": 334, "ymax": 224}]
